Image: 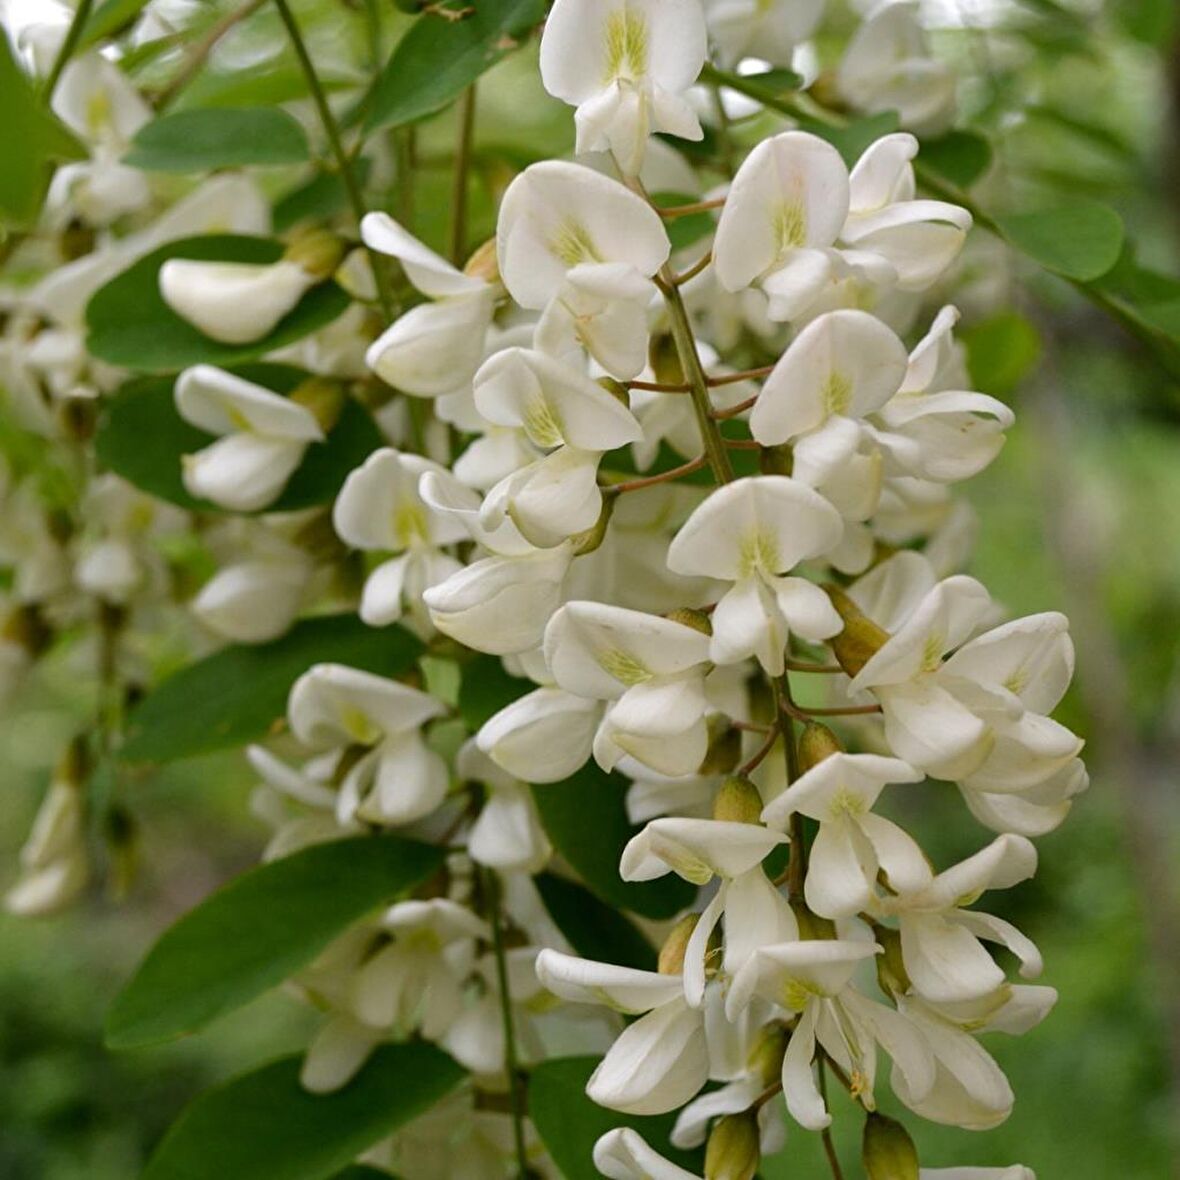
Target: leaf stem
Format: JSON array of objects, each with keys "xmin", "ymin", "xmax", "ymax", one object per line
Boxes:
[
  {"xmin": 272, "ymin": 0, "xmax": 393, "ymax": 319},
  {"xmin": 603, "ymin": 455, "xmax": 708, "ymax": 495},
  {"xmin": 41, "ymin": 0, "xmax": 95, "ymax": 102},
  {"xmin": 484, "ymin": 867, "xmax": 529, "ymax": 1179},
  {"xmin": 818, "ymin": 1060, "xmax": 846, "ymax": 1180}
]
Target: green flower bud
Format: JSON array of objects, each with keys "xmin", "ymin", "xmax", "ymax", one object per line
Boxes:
[
  {"xmin": 649, "ymin": 332, "xmax": 684, "ymax": 386},
  {"xmin": 700, "ymin": 717, "xmax": 741, "ymax": 776},
  {"xmin": 862, "ymin": 1113, "xmax": 919, "ymax": 1180},
  {"xmin": 748, "ymin": 1023, "xmax": 788, "ymax": 1086},
  {"xmin": 873, "ymin": 924, "xmax": 912, "ymax": 998},
  {"xmin": 283, "ymin": 225, "xmax": 347, "ymax": 279},
  {"xmin": 712, "ymin": 775, "xmax": 763, "ymax": 824},
  {"xmin": 705, "ymin": 1112, "xmax": 760, "ymax": 1180},
  {"xmin": 664, "ymin": 607, "xmax": 713, "ymax": 636},
  {"xmin": 758, "ymin": 443, "xmax": 793, "ymax": 476},
  {"xmin": 290, "ymin": 376, "xmax": 345, "ymax": 433},
  {"xmin": 798, "ymin": 721, "xmax": 842, "ymax": 772},
  {"xmin": 659, "ymin": 913, "xmax": 700, "ymax": 975},
  {"xmin": 825, "ymin": 585, "xmax": 890, "ymax": 678}
]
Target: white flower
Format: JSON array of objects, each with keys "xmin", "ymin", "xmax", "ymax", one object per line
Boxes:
[
  {"xmin": 174, "ymin": 366, "xmax": 324, "ymax": 512},
  {"xmin": 333, "ymin": 448, "xmax": 465, "ymax": 627},
  {"xmin": 761, "ymin": 752, "xmax": 927, "ymax": 918},
  {"xmin": 360, "ymin": 213, "xmax": 497, "ymax": 396},
  {"xmin": 706, "ymin": 0, "xmax": 826, "ymax": 68},
  {"xmin": 727, "ymin": 939, "xmax": 935, "ymax": 1129},
  {"xmin": 159, "ymin": 258, "xmax": 316, "ymax": 345},
  {"xmin": 288, "ymin": 663, "xmax": 448, "ymax": 826},
  {"xmin": 536, "ymin": 949, "xmax": 709, "ymax": 1114},
  {"xmin": 593, "ymin": 1128, "xmax": 700, "ymax": 1180},
  {"xmin": 921, "ymin": 1170, "xmax": 1034, "ymax": 1180},
  {"xmin": 192, "ymin": 553, "xmax": 311, "ymax": 643},
  {"xmin": 544, "ymin": 602, "xmax": 714, "ymax": 777},
  {"xmin": 496, "ymin": 161, "xmax": 669, "ymax": 311},
  {"xmin": 477, "ymin": 686, "xmax": 602, "ymax": 784},
  {"xmin": 540, "ymin": 0, "xmax": 706, "ymax": 175},
  {"xmin": 838, "ymin": 0, "xmax": 956, "ymax": 134},
  {"xmin": 457, "ymin": 741, "xmax": 552, "ymax": 873},
  {"xmin": 5, "ymin": 776, "xmax": 90, "ymax": 917},
  {"xmin": 871, "ymin": 834, "xmax": 1041, "ymax": 1004},
  {"xmin": 713, "ymin": 132, "xmax": 851, "ymax": 321},
  {"xmin": 842, "ymin": 136, "xmax": 972, "ymax": 292},
  {"xmin": 667, "ymin": 476, "xmax": 844, "ymax": 674},
  {"xmin": 423, "ymin": 544, "xmax": 573, "ymax": 656}
]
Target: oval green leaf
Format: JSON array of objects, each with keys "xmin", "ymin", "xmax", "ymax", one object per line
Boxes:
[
  {"xmin": 108, "ymin": 834, "xmax": 444, "ymax": 1049},
  {"xmin": 919, "ymin": 129, "xmax": 993, "ymax": 188},
  {"xmin": 532, "ymin": 765, "xmax": 695, "ymax": 921},
  {"xmin": 529, "ymin": 1057, "xmax": 703, "ymax": 1180},
  {"xmin": 124, "ymin": 107, "xmax": 310, "ymax": 172},
  {"xmin": 143, "ymin": 1043, "xmax": 464, "ymax": 1180},
  {"xmin": 86, "ymin": 235, "xmax": 350, "ymax": 372},
  {"xmin": 997, "ymin": 199, "xmax": 1125, "ymax": 282},
  {"xmin": 457, "ymin": 653, "xmax": 532, "ymax": 730},
  {"xmin": 119, "ymin": 615, "xmax": 423, "ymax": 764},
  {"xmin": 96, "ymin": 367, "xmax": 383, "ymax": 512},
  {"xmin": 364, "ymin": 0, "xmax": 545, "ymax": 134},
  {"xmin": 535, "ymin": 873, "xmax": 655, "ymax": 972}
]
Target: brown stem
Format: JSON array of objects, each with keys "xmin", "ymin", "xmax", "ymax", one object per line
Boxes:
[
  {"xmin": 152, "ymin": 0, "xmax": 268, "ymax": 110},
  {"xmin": 603, "ymin": 455, "xmax": 708, "ymax": 495},
  {"xmin": 657, "ymin": 196, "xmax": 726, "ymax": 218}
]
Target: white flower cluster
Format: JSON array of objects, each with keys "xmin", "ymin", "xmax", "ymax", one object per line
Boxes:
[{"xmin": 2, "ymin": 0, "xmax": 1084, "ymax": 1175}]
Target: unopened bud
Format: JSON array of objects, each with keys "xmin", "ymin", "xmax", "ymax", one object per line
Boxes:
[
  {"xmin": 649, "ymin": 332, "xmax": 684, "ymax": 386},
  {"xmin": 570, "ymin": 496, "xmax": 615, "ymax": 555},
  {"xmin": 705, "ymin": 1112, "xmax": 760, "ymax": 1180},
  {"xmin": 700, "ymin": 718, "xmax": 741, "ymax": 776},
  {"xmin": 658, "ymin": 913, "xmax": 699, "ymax": 975},
  {"xmin": 758, "ymin": 443, "xmax": 793, "ymax": 477},
  {"xmin": 862, "ymin": 1113, "xmax": 919, "ymax": 1180},
  {"xmin": 798, "ymin": 722, "xmax": 842, "ymax": 772},
  {"xmin": 283, "ymin": 225, "xmax": 347, "ymax": 279},
  {"xmin": 463, "ymin": 237, "xmax": 500, "ymax": 285},
  {"xmin": 290, "ymin": 377, "xmax": 345, "ymax": 432},
  {"xmin": 825, "ymin": 585, "xmax": 889, "ymax": 678},
  {"xmin": 873, "ymin": 925, "xmax": 911, "ymax": 998},
  {"xmin": 712, "ymin": 775, "xmax": 763, "ymax": 824},
  {"xmin": 596, "ymin": 376, "xmax": 631, "ymax": 407},
  {"xmin": 665, "ymin": 607, "xmax": 712, "ymax": 636},
  {"xmin": 748, "ymin": 1023, "xmax": 788, "ymax": 1085},
  {"xmin": 790, "ymin": 898, "xmax": 836, "ymax": 941},
  {"xmin": 57, "ymin": 394, "xmax": 98, "ymax": 442}
]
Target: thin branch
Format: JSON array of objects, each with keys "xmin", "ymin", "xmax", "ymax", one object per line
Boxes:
[
  {"xmin": 673, "ymin": 250, "xmax": 713, "ymax": 285},
  {"xmin": 628, "ymin": 378, "xmax": 691, "ymax": 393},
  {"xmin": 739, "ymin": 724, "xmax": 781, "ymax": 776},
  {"xmin": 272, "ymin": 0, "xmax": 394, "ymax": 319},
  {"xmin": 484, "ymin": 868, "xmax": 530, "ymax": 1179},
  {"xmin": 657, "ymin": 196, "xmax": 725, "ymax": 218},
  {"xmin": 151, "ymin": 0, "xmax": 268, "ymax": 111},
  {"xmin": 711, "ymin": 394, "xmax": 757, "ymax": 420},
  {"xmin": 818, "ymin": 1060, "xmax": 846, "ymax": 1180},
  {"xmin": 709, "ymin": 365, "xmax": 773, "ymax": 387},
  {"xmin": 603, "ymin": 455, "xmax": 708, "ymax": 495}
]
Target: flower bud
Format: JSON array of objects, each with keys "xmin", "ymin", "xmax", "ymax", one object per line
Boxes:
[
  {"xmin": 463, "ymin": 237, "xmax": 500, "ymax": 285},
  {"xmin": 700, "ymin": 717, "xmax": 741, "ymax": 776},
  {"xmin": 758, "ymin": 443, "xmax": 793, "ymax": 477},
  {"xmin": 873, "ymin": 924, "xmax": 912, "ymax": 998},
  {"xmin": 748, "ymin": 1023, "xmax": 788, "ymax": 1085},
  {"xmin": 283, "ymin": 225, "xmax": 347, "ymax": 280},
  {"xmin": 798, "ymin": 722, "xmax": 842, "ymax": 772},
  {"xmin": 712, "ymin": 775, "xmax": 763, "ymax": 825},
  {"xmin": 56, "ymin": 393, "xmax": 98, "ymax": 442},
  {"xmin": 648, "ymin": 332, "xmax": 684, "ymax": 386},
  {"xmin": 658, "ymin": 913, "xmax": 699, "ymax": 975},
  {"xmin": 289, "ymin": 376, "xmax": 345, "ymax": 433},
  {"xmin": 825, "ymin": 585, "xmax": 890, "ymax": 677},
  {"xmin": 862, "ymin": 1113, "xmax": 919, "ymax": 1180},
  {"xmin": 664, "ymin": 607, "xmax": 713, "ymax": 636},
  {"xmin": 570, "ymin": 495, "xmax": 615, "ymax": 556},
  {"xmin": 705, "ymin": 1112, "xmax": 760, "ymax": 1180}
]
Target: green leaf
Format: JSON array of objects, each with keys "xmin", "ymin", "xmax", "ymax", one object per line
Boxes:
[
  {"xmin": 120, "ymin": 615, "xmax": 423, "ymax": 764},
  {"xmin": 919, "ymin": 130, "xmax": 993, "ymax": 188},
  {"xmin": 963, "ymin": 312, "xmax": 1042, "ymax": 396},
  {"xmin": 996, "ymin": 199, "xmax": 1125, "ymax": 282},
  {"xmin": 529, "ymin": 1057, "xmax": 703, "ymax": 1180},
  {"xmin": 532, "ymin": 765, "xmax": 695, "ymax": 921},
  {"xmin": 95, "ymin": 366, "xmax": 382, "ymax": 513},
  {"xmin": 804, "ymin": 111, "xmax": 900, "ymax": 167},
  {"xmin": 535, "ymin": 873, "xmax": 655, "ymax": 972},
  {"xmin": 275, "ymin": 160, "xmax": 372, "ymax": 233},
  {"xmin": 86, "ymin": 235, "xmax": 350, "ymax": 372},
  {"xmin": 364, "ymin": 0, "xmax": 545, "ymax": 134},
  {"xmin": 124, "ymin": 107, "xmax": 310, "ymax": 172},
  {"xmin": 739, "ymin": 67, "xmax": 803, "ymax": 93},
  {"xmin": 81, "ymin": 0, "xmax": 153, "ymax": 46},
  {"xmin": 458, "ymin": 654, "xmax": 531, "ymax": 730},
  {"xmin": 331, "ymin": 1169, "xmax": 395, "ymax": 1180},
  {"xmin": 107, "ymin": 834, "xmax": 444, "ymax": 1048},
  {"xmin": 143, "ymin": 1043, "xmax": 464, "ymax": 1180},
  {"xmin": 0, "ymin": 32, "xmax": 85, "ymax": 227},
  {"xmin": 1115, "ymin": 0, "xmax": 1176, "ymax": 44}
]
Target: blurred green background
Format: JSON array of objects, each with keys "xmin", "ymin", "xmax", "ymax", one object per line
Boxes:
[{"xmin": 4, "ymin": 0, "xmax": 1180, "ymax": 1176}]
